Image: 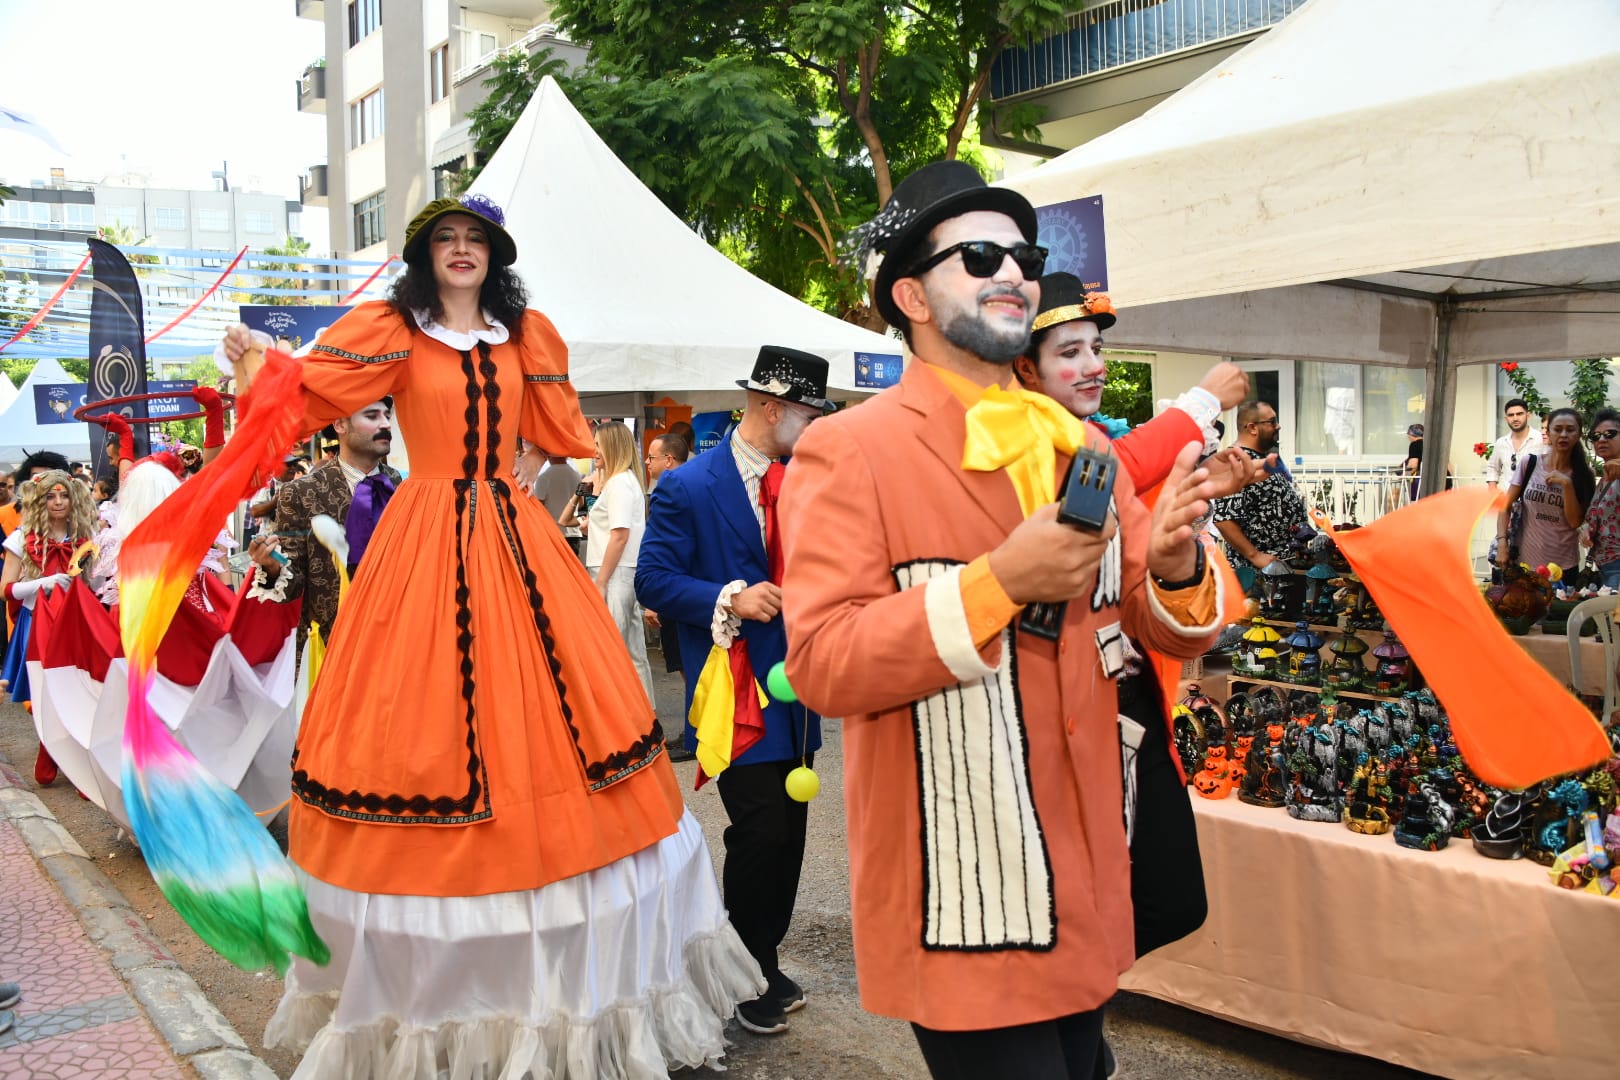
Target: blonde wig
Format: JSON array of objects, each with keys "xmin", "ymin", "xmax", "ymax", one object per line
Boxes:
[
  {"xmin": 594, "ymin": 421, "xmax": 646, "ymax": 492},
  {"xmin": 17, "ymin": 469, "xmax": 97, "ymax": 577}
]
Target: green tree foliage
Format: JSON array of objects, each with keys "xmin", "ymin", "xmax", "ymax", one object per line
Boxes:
[
  {"xmin": 469, "ymin": 2, "xmax": 1067, "ymax": 318},
  {"xmin": 235, "ymin": 235, "xmax": 320, "ymax": 306},
  {"xmin": 1101, "ymin": 358, "xmax": 1154, "ymax": 426},
  {"xmin": 1567, "ymin": 357, "xmax": 1613, "ymax": 424}
]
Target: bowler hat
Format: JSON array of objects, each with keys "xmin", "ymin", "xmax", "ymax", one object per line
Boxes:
[
  {"xmin": 858, "ymin": 161, "xmax": 1038, "ymax": 331},
  {"xmin": 403, "ymin": 193, "xmax": 517, "ymax": 267},
  {"xmin": 737, "ymin": 345, "xmax": 835, "ymax": 414},
  {"xmin": 1031, "ymin": 272, "xmax": 1116, "ymax": 334}
]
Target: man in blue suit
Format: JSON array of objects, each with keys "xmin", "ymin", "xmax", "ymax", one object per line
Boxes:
[{"xmin": 636, "ymin": 345, "xmax": 832, "ymax": 1036}]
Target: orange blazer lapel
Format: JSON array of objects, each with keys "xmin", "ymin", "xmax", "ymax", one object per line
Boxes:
[{"xmin": 897, "ymin": 364, "xmax": 1024, "ymax": 536}]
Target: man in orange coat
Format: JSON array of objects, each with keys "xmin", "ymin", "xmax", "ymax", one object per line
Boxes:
[{"xmin": 780, "ymin": 162, "xmax": 1226, "ymax": 1079}]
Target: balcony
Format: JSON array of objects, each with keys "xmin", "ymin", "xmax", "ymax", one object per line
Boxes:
[
  {"xmin": 986, "ymin": 0, "xmax": 1307, "ymax": 151},
  {"xmin": 295, "ymin": 0, "xmax": 324, "ymax": 20},
  {"xmin": 300, "ymin": 165, "xmax": 328, "ymax": 207},
  {"xmin": 297, "ymin": 64, "xmax": 326, "ymax": 114}
]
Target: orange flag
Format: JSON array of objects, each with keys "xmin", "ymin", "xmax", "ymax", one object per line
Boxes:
[{"xmin": 1312, "ymin": 490, "xmax": 1611, "ymax": 790}]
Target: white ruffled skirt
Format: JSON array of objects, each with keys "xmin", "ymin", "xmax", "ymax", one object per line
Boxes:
[{"xmin": 265, "ymin": 811, "xmax": 765, "ymax": 1079}]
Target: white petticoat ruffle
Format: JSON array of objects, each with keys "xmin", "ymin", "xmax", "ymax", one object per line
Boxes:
[{"xmin": 265, "ymin": 811, "xmax": 765, "ymax": 1079}]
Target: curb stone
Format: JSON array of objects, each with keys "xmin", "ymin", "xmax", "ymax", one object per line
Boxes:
[{"xmin": 0, "ymin": 753, "xmax": 277, "ymax": 1079}]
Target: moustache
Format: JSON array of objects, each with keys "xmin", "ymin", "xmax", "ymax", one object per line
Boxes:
[
  {"xmin": 978, "ymin": 284, "xmax": 1029, "ymax": 306},
  {"xmin": 373, "ymin": 430, "xmax": 393, "ymax": 442}
]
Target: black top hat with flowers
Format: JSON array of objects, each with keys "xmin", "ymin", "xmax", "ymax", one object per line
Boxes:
[
  {"xmin": 403, "ymin": 193, "xmax": 518, "ymax": 268},
  {"xmin": 737, "ymin": 345, "xmax": 835, "ymax": 413},
  {"xmin": 1031, "ymin": 272, "xmax": 1117, "ymax": 334},
  {"xmin": 849, "ymin": 160, "xmax": 1038, "ymax": 331}
]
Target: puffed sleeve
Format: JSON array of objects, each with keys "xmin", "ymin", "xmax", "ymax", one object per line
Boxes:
[
  {"xmin": 516, "ymin": 309, "xmax": 595, "ymax": 458},
  {"xmin": 298, "ymin": 301, "xmax": 413, "ymax": 434}
]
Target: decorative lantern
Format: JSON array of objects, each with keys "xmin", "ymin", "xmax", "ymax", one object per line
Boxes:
[
  {"xmin": 1304, "ymin": 563, "xmax": 1337, "ymax": 623},
  {"xmin": 1234, "ymin": 618, "xmax": 1282, "ymax": 676},
  {"xmin": 1281, "ymin": 620, "xmax": 1325, "ymax": 685},
  {"xmin": 1324, "ymin": 631, "xmax": 1370, "ymax": 690},
  {"xmin": 1259, "ymin": 559, "xmax": 1303, "ymax": 620},
  {"xmin": 1371, "ymin": 629, "xmax": 1416, "ymax": 693}
]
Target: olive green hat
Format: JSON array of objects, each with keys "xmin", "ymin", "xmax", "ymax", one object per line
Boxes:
[{"xmin": 402, "ymin": 193, "xmax": 517, "ymax": 267}]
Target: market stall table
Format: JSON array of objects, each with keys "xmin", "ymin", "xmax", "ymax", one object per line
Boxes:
[{"xmin": 1120, "ymin": 795, "xmax": 1618, "ymax": 1080}]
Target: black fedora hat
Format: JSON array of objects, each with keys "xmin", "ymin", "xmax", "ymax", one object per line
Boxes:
[
  {"xmin": 1031, "ymin": 272, "xmax": 1116, "ymax": 334},
  {"xmin": 857, "ymin": 161, "xmax": 1038, "ymax": 331},
  {"xmin": 736, "ymin": 345, "xmax": 835, "ymax": 414},
  {"xmin": 403, "ymin": 193, "xmax": 517, "ymax": 267}
]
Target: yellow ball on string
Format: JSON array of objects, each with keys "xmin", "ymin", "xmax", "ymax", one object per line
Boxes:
[{"xmin": 767, "ymin": 662, "xmax": 819, "ymax": 802}]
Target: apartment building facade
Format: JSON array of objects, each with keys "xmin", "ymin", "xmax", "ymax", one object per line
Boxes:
[{"xmin": 297, "ymin": 0, "xmax": 587, "ymax": 259}]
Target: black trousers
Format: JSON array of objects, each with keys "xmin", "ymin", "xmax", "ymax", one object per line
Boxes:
[
  {"xmin": 715, "ymin": 756, "xmax": 811, "ymax": 983},
  {"xmin": 912, "ymin": 1008, "xmax": 1105, "ymax": 1080},
  {"xmin": 1120, "ymin": 671, "xmax": 1208, "ymax": 958}
]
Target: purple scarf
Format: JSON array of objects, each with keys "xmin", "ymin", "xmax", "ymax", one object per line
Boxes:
[{"xmin": 344, "ymin": 472, "xmax": 395, "ymax": 574}]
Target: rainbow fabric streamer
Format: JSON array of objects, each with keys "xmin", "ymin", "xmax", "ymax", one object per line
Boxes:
[{"xmin": 118, "ymin": 349, "xmax": 329, "ymax": 973}]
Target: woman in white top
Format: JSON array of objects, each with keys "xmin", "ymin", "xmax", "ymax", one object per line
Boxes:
[{"xmin": 564, "ymin": 420, "xmax": 655, "ymax": 705}]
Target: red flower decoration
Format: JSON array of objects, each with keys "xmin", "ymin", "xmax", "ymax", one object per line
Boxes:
[{"xmin": 1500, "ymin": 361, "xmax": 1520, "ymax": 373}]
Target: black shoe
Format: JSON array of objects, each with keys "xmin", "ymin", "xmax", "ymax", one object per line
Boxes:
[
  {"xmin": 769, "ymin": 972, "xmax": 806, "ymax": 1014},
  {"xmin": 735, "ymin": 993, "xmax": 788, "ymax": 1035},
  {"xmin": 1099, "ymin": 1035, "xmax": 1119, "ymax": 1079},
  {"xmin": 665, "ymin": 743, "xmax": 696, "ymax": 763}
]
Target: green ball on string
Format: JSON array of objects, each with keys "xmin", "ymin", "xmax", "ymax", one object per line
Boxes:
[{"xmin": 766, "ymin": 661, "xmax": 797, "ymax": 703}]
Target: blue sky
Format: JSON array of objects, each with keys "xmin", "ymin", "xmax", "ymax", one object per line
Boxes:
[{"xmin": 0, "ymin": 0, "xmax": 325, "ymax": 221}]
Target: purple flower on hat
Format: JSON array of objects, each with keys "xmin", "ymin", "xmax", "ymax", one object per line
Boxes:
[{"xmin": 459, "ymin": 192, "xmax": 505, "ymax": 227}]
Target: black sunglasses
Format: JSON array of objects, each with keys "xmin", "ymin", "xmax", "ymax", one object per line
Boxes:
[
  {"xmin": 1592, "ymin": 430, "xmax": 1620, "ymax": 442},
  {"xmin": 909, "ymin": 240, "xmax": 1048, "ymax": 281}
]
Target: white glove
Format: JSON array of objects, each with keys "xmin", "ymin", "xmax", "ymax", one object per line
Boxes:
[{"xmin": 11, "ymin": 573, "xmax": 71, "ymax": 602}]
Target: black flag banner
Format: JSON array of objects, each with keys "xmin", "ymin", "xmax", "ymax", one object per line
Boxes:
[{"xmin": 87, "ymin": 238, "xmax": 150, "ymax": 468}]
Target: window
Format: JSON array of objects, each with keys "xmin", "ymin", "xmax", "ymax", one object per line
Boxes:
[
  {"xmin": 430, "ymin": 44, "xmax": 449, "ymax": 103},
  {"xmin": 433, "ymin": 160, "xmax": 464, "ymax": 199},
  {"xmin": 353, "ymin": 192, "xmax": 385, "ymax": 249},
  {"xmin": 196, "ymin": 208, "xmax": 229, "ymax": 232},
  {"xmin": 64, "ymin": 204, "xmax": 94, "ymax": 229},
  {"xmin": 101, "ymin": 205, "xmax": 138, "ymax": 229},
  {"xmin": 153, "ymin": 206, "xmax": 185, "ymax": 230},
  {"xmin": 347, "ymin": 0, "xmax": 380, "ymax": 47},
  {"xmin": 478, "ymin": 32, "xmax": 497, "ymax": 61},
  {"xmin": 349, "ymin": 88, "xmax": 384, "ymax": 149},
  {"xmin": 244, "ymin": 210, "xmax": 276, "ymax": 234},
  {"xmin": 1294, "ymin": 360, "xmax": 1426, "ymax": 459}
]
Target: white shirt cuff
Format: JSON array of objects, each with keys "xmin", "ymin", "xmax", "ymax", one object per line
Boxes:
[{"xmin": 711, "ymin": 580, "xmax": 746, "ymax": 647}]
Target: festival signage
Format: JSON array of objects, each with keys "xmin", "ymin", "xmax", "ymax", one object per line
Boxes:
[
  {"xmin": 689, "ymin": 411, "xmax": 736, "ymax": 454},
  {"xmin": 34, "ymin": 383, "xmax": 87, "ymax": 425},
  {"xmin": 87, "ymin": 238, "xmax": 151, "ymax": 456},
  {"xmin": 37, "ymin": 379, "xmax": 198, "ymax": 425},
  {"xmin": 1035, "ymin": 194, "xmax": 1108, "ymax": 292},
  {"xmin": 238, "ymin": 305, "xmax": 351, "ymax": 352},
  {"xmin": 854, "ymin": 351, "xmax": 904, "ymax": 390}
]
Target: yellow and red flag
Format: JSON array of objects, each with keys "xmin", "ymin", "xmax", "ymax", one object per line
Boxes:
[{"xmin": 689, "ymin": 639, "xmax": 768, "ymax": 789}]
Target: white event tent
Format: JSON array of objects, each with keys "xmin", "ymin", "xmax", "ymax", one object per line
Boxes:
[
  {"xmin": 1001, "ymin": 0, "xmax": 1620, "ymax": 494},
  {"xmin": 470, "ymin": 76, "xmax": 904, "ymax": 414},
  {"xmin": 0, "ymin": 359, "xmax": 90, "ymax": 464}
]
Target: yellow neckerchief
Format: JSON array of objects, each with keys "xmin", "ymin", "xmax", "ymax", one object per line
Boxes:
[{"xmin": 921, "ymin": 361, "xmax": 1089, "ymax": 518}]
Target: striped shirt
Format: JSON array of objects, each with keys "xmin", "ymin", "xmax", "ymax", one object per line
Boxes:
[{"xmin": 729, "ymin": 431, "xmax": 773, "ymax": 543}]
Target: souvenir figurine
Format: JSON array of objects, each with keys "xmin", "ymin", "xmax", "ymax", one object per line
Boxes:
[
  {"xmin": 1472, "ymin": 787, "xmax": 1533, "ymax": 859},
  {"xmin": 1284, "ymin": 715, "xmax": 1343, "ymax": 822},
  {"xmin": 1370, "ymin": 630, "xmax": 1416, "ymax": 694},
  {"xmin": 1191, "ymin": 744, "xmax": 1236, "ymax": 800},
  {"xmin": 1528, "ymin": 779, "xmax": 1591, "ymax": 866},
  {"xmin": 1343, "ymin": 756, "xmax": 1394, "ymax": 834},
  {"xmin": 1234, "ymin": 618, "xmax": 1283, "ymax": 677},
  {"xmin": 1323, "ymin": 630, "xmax": 1370, "ymax": 691},
  {"xmin": 1452, "ymin": 771, "xmax": 1494, "ymax": 838},
  {"xmin": 1171, "ymin": 703, "xmax": 1209, "ymax": 781},
  {"xmin": 1285, "ymin": 521, "xmax": 1319, "ymax": 570},
  {"xmin": 1281, "ymin": 621, "xmax": 1325, "ymax": 686},
  {"xmin": 1363, "ymin": 704, "xmax": 1394, "ymax": 756},
  {"xmin": 1258, "ymin": 560, "xmax": 1303, "ymax": 621},
  {"xmin": 1393, "ymin": 778, "xmax": 1456, "ymax": 850},
  {"xmin": 1484, "ymin": 562, "xmax": 1554, "ymax": 635},
  {"xmin": 1239, "ymin": 721, "xmax": 1289, "ymax": 807}
]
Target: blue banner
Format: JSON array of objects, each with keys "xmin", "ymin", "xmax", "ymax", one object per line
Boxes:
[
  {"xmin": 238, "ymin": 304, "xmax": 351, "ymax": 352},
  {"xmin": 34, "ymin": 383, "xmax": 87, "ymax": 426},
  {"xmin": 87, "ymin": 238, "xmax": 150, "ymax": 459},
  {"xmin": 854, "ymin": 352, "xmax": 904, "ymax": 390},
  {"xmin": 689, "ymin": 411, "xmax": 736, "ymax": 455},
  {"xmin": 147, "ymin": 379, "xmax": 197, "ymax": 419},
  {"xmin": 1035, "ymin": 195, "xmax": 1108, "ymax": 293}
]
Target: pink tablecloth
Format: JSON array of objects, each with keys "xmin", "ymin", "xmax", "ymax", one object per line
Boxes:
[{"xmin": 1121, "ymin": 796, "xmax": 1618, "ymax": 1080}]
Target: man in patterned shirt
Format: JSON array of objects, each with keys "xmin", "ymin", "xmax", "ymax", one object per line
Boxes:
[{"xmin": 1211, "ymin": 400, "xmax": 1309, "ymax": 591}]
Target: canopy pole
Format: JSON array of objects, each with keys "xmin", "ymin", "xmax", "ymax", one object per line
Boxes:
[{"xmin": 1418, "ymin": 299, "xmax": 1455, "ymax": 499}]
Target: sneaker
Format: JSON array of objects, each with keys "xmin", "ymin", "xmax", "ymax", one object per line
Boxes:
[
  {"xmin": 666, "ymin": 743, "xmax": 697, "ymax": 763},
  {"xmin": 0, "ymin": 1010, "xmax": 12, "ymax": 1036},
  {"xmin": 0, "ymin": 983, "xmax": 18, "ymax": 1011},
  {"xmin": 769, "ymin": 973, "xmax": 806, "ymax": 1014},
  {"xmin": 1099, "ymin": 1035, "xmax": 1119, "ymax": 1079},
  {"xmin": 735, "ymin": 993, "xmax": 788, "ymax": 1035}
]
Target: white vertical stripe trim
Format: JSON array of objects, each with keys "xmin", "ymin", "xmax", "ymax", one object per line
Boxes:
[{"xmin": 923, "ymin": 565, "xmax": 999, "ymax": 682}]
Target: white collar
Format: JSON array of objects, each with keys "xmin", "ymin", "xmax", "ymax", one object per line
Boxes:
[{"xmin": 413, "ymin": 309, "xmax": 510, "ymax": 350}]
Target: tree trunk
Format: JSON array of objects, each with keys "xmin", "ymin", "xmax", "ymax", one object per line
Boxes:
[{"xmin": 836, "ymin": 31, "xmax": 892, "ymax": 205}]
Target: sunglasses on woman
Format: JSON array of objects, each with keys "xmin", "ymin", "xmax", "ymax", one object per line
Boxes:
[
  {"xmin": 909, "ymin": 240, "xmax": 1049, "ymax": 281},
  {"xmin": 1591, "ymin": 429, "xmax": 1620, "ymax": 443}
]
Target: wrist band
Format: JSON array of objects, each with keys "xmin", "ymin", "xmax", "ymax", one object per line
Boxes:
[
  {"xmin": 1152, "ymin": 542, "xmax": 1207, "ymax": 591},
  {"xmin": 3, "ymin": 582, "xmax": 15, "ymax": 601}
]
